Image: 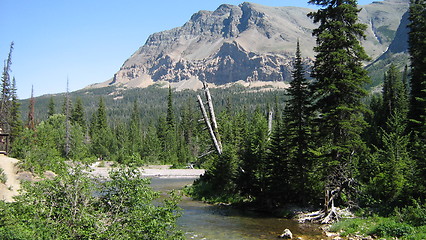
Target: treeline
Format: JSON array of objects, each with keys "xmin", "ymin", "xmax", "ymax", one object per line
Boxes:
[{"xmin": 190, "ymin": 0, "xmax": 426, "ymax": 219}]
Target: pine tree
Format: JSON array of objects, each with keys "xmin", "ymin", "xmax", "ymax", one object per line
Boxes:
[
  {"xmin": 237, "ymin": 109, "xmax": 269, "ymax": 202},
  {"xmin": 10, "ymin": 77, "xmax": 23, "ymax": 144},
  {"xmin": 48, "ymin": 97, "xmax": 56, "ymax": 117},
  {"xmin": 382, "ymin": 64, "xmax": 409, "ymax": 121},
  {"xmin": 408, "ymin": 0, "xmax": 426, "ymax": 198},
  {"xmin": 267, "ymin": 109, "xmax": 291, "ymax": 205},
  {"xmin": 128, "ymin": 100, "xmax": 142, "ymax": 161},
  {"xmin": 308, "ymin": 0, "xmax": 370, "ymax": 207},
  {"xmin": 90, "ymin": 97, "xmax": 112, "ymax": 160},
  {"xmin": 408, "ymin": 0, "xmax": 426, "ymax": 134},
  {"xmin": 27, "ymin": 86, "xmax": 36, "ymax": 130},
  {"xmin": 71, "ymin": 97, "xmax": 86, "ymax": 129},
  {"xmin": 0, "ymin": 42, "xmax": 14, "ymax": 133},
  {"xmin": 166, "ymin": 85, "xmax": 175, "ymax": 130},
  {"xmin": 369, "ymin": 112, "xmax": 413, "ymax": 204},
  {"xmin": 283, "ymin": 41, "xmax": 313, "ymax": 203},
  {"xmin": 64, "ymin": 79, "xmax": 71, "ymax": 157}
]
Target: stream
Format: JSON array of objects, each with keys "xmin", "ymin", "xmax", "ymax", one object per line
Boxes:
[{"xmin": 149, "ymin": 178, "xmax": 326, "ymax": 240}]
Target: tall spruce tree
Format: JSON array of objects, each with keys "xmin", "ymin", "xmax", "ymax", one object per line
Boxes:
[
  {"xmin": 308, "ymin": 0, "xmax": 370, "ymax": 206},
  {"xmin": 90, "ymin": 97, "xmax": 112, "ymax": 159},
  {"xmin": 408, "ymin": 0, "xmax": 426, "ymax": 134},
  {"xmin": 71, "ymin": 97, "xmax": 86, "ymax": 129},
  {"xmin": 382, "ymin": 64, "xmax": 409, "ymax": 121},
  {"xmin": 10, "ymin": 77, "xmax": 23, "ymax": 143},
  {"xmin": 166, "ymin": 85, "xmax": 175, "ymax": 130},
  {"xmin": 283, "ymin": 41, "xmax": 313, "ymax": 202},
  {"xmin": 27, "ymin": 86, "xmax": 36, "ymax": 130},
  {"xmin": 47, "ymin": 97, "xmax": 56, "ymax": 117},
  {"xmin": 0, "ymin": 42, "xmax": 14, "ymax": 134},
  {"xmin": 408, "ymin": 0, "xmax": 426, "ymax": 197}
]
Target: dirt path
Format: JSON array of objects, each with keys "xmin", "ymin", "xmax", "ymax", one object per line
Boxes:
[{"xmin": 0, "ymin": 154, "xmax": 20, "ymax": 202}]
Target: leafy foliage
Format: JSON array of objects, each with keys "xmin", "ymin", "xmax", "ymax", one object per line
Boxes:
[{"xmin": 0, "ymin": 166, "xmax": 183, "ymax": 240}]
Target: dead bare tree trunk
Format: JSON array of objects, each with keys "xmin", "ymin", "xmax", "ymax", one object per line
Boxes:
[
  {"xmin": 203, "ymin": 82, "xmax": 222, "ymax": 151},
  {"xmin": 197, "ymin": 95, "xmax": 222, "ymax": 155}
]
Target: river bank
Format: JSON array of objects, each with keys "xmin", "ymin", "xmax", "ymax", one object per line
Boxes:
[{"xmin": 89, "ymin": 162, "xmax": 205, "ymax": 178}]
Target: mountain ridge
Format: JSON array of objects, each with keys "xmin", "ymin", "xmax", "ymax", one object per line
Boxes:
[{"xmin": 86, "ymin": 0, "xmax": 409, "ymax": 91}]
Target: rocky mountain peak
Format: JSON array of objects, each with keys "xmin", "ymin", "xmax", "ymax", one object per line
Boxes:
[{"xmin": 87, "ymin": 1, "xmax": 409, "ymax": 91}]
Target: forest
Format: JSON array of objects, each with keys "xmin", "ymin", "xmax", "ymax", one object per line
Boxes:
[{"xmin": 0, "ymin": 0, "xmax": 426, "ymax": 239}]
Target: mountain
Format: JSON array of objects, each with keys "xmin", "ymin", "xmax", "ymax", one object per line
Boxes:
[
  {"xmin": 87, "ymin": 0, "xmax": 409, "ymax": 90},
  {"xmin": 366, "ymin": 9, "xmax": 411, "ymax": 88}
]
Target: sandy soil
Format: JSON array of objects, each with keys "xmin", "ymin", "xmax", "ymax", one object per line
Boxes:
[
  {"xmin": 0, "ymin": 157, "xmax": 204, "ymax": 202},
  {"xmin": 0, "ymin": 154, "xmax": 21, "ymax": 202},
  {"xmin": 89, "ymin": 163, "xmax": 205, "ymax": 179}
]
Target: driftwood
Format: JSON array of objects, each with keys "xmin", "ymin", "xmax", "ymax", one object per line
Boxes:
[{"xmin": 298, "ymin": 163, "xmax": 357, "ymax": 224}]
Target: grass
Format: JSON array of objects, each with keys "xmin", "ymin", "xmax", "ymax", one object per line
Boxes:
[{"xmin": 330, "ymin": 216, "xmax": 426, "ymax": 239}]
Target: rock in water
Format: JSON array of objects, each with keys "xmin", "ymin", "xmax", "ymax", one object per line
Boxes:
[{"xmin": 279, "ymin": 228, "xmax": 293, "ymax": 239}]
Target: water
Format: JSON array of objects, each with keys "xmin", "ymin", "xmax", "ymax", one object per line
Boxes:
[{"xmin": 149, "ymin": 178, "xmax": 326, "ymax": 240}]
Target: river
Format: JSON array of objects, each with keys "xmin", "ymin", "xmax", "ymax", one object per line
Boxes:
[{"xmin": 150, "ymin": 178, "xmax": 326, "ymax": 240}]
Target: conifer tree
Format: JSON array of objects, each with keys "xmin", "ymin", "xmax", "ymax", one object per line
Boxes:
[
  {"xmin": 166, "ymin": 86, "xmax": 175, "ymax": 130},
  {"xmin": 71, "ymin": 97, "xmax": 86, "ymax": 129},
  {"xmin": 27, "ymin": 86, "xmax": 36, "ymax": 130},
  {"xmin": 408, "ymin": 0, "xmax": 426, "ymax": 197},
  {"xmin": 369, "ymin": 112, "xmax": 413, "ymax": 204},
  {"xmin": 90, "ymin": 97, "xmax": 112, "ymax": 159},
  {"xmin": 408, "ymin": 0, "xmax": 426, "ymax": 134},
  {"xmin": 0, "ymin": 42, "xmax": 14, "ymax": 133},
  {"xmin": 308, "ymin": 0, "xmax": 370, "ymax": 206},
  {"xmin": 48, "ymin": 97, "xmax": 55, "ymax": 117},
  {"xmin": 10, "ymin": 77, "xmax": 22, "ymax": 143},
  {"xmin": 283, "ymin": 41, "xmax": 313, "ymax": 202},
  {"xmin": 128, "ymin": 100, "xmax": 142, "ymax": 160},
  {"xmin": 382, "ymin": 64, "xmax": 409, "ymax": 121},
  {"xmin": 267, "ymin": 110, "xmax": 291, "ymax": 205}
]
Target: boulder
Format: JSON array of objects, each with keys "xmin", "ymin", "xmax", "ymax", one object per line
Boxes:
[{"xmin": 279, "ymin": 228, "xmax": 293, "ymax": 239}]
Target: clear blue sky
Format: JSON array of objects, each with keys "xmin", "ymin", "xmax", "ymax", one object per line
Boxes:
[{"xmin": 0, "ymin": 0, "xmax": 380, "ymax": 99}]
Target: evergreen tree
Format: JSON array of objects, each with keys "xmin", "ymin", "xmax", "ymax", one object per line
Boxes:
[
  {"xmin": 368, "ymin": 112, "xmax": 413, "ymax": 205},
  {"xmin": 27, "ymin": 86, "xmax": 36, "ymax": 130},
  {"xmin": 382, "ymin": 64, "xmax": 409, "ymax": 121},
  {"xmin": 0, "ymin": 42, "xmax": 14, "ymax": 134},
  {"xmin": 237, "ymin": 109, "xmax": 269, "ymax": 202},
  {"xmin": 10, "ymin": 77, "xmax": 23, "ymax": 144},
  {"xmin": 266, "ymin": 109, "xmax": 291, "ymax": 205},
  {"xmin": 166, "ymin": 86, "xmax": 175, "ymax": 130},
  {"xmin": 408, "ymin": 0, "xmax": 426, "ymax": 134},
  {"xmin": 71, "ymin": 97, "xmax": 86, "ymax": 129},
  {"xmin": 128, "ymin": 100, "xmax": 143, "ymax": 163},
  {"xmin": 90, "ymin": 97, "xmax": 112, "ymax": 159},
  {"xmin": 408, "ymin": 0, "xmax": 426, "ymax": 198},
  {"xmin": 283, "ymin": 41, "xmax": 313, "ymax": 203},
  {"xmin": 47, "ymin": 97, "xmax": 55, "ymax": 117},
  {"xmin": 308, "ymin": 0, "xmax": 370, "ymax": 205}
]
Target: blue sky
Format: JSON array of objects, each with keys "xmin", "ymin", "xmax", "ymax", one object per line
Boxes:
[{"xmin": 1, "ymin": 0, "xmax": 380, "ymax": 98}]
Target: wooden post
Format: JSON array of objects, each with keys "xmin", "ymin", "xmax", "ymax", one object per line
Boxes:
[{"xmin": 197, "ymin": 95, "xmax": 222, "ymax": 155}]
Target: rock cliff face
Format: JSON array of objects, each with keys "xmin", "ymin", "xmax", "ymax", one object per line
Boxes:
[{"xmin": 89, "ymin": 0, "xmax": 409, "ymax": 90}]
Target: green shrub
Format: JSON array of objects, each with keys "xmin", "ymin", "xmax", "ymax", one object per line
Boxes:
[
  {"xmin": 371, "ymin": 219, "xmax": 414, "ymax": 238},
  {"xmin": 330, "ymin": 218, "xmax": 374, "ymax": 237},
  {"xmin": 400, "ymin": 202, "xmax": 426, "ymax": 227}
]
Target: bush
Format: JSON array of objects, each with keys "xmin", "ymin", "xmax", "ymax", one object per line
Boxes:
[
  {"xmin": 371, "ymin": 219, "xmax": 414, "ymax": 238},
  {"xmin": 399, "ymin": 202, "xmax": 426, "ymax": 227},
  {"xmin": 0, "ymin": 165, "xmax": 184, "ymax": 240}
]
